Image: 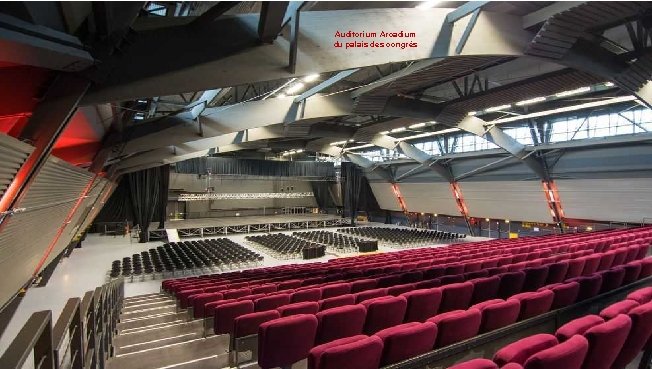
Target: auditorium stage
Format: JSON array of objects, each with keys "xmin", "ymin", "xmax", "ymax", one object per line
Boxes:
[{"xmin": 148, "ymin": 214, "xmax": 350, "ymax": 240}]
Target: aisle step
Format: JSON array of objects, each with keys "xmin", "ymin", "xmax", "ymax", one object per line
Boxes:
[
  {"xmin": 114, "ymin": 320, "xmax": 204, "ymax": 352},
  {"xmin": 121, "ymin": 305, "xmax": 177, "ymax": 320},
  {"xmin": 122, "ymin": 300, "xmax": 176, "ymax": 313},
  {"xmin": 118, "ymin": 312, "xmax": 187, "ymax": 332}
]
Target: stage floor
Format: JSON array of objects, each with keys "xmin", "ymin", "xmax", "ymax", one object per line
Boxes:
[{"xmin": 152, "ymin": 214, "xmax": 341, "ymax": 230}]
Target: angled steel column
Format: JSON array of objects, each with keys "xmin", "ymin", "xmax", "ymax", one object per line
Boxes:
[{"xmin": 0, "ymin": 74, "xmax": 90, "ymax": 219}]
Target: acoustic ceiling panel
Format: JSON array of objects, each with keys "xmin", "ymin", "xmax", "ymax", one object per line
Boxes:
[
  {"xmin": 369, "ymin": 182, "xmax": 401, "ymax": 212},
  {"xmin": 399, "ymin": 183, "xmax": 460, "ymax": 216},
  {"xmin": 556, "ymin": 178, "xmax": 652, "ymax": 224},
  {"xmin": 459, "ymin": 180, "xmax": 553, "ymax": 223}
]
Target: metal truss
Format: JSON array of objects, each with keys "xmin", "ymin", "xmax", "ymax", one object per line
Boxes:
[{"xmin": 177, "ymin": 192, "xmax": 314, "ymax": 201}]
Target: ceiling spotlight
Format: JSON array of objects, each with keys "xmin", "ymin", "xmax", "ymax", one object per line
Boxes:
[
  {"xmin": 409, "ymin": 122, "xmax": 426, "ymax": 129},
  {"xmin": 296, "ymin": 149, "xmax": 304, "ymax": 153},
  {"xmin": 303, "ymin": 74, "xmax": 319, "ymax": 83},
  {"xmin": 604, "ymin": 82, "xmax": 615, "ymax": 87},
  {"xmin": 515, "ymin": 96, "xmax": 546, "ymax": 106},
  {"xmin": 380, "ymin": 131, "xmax": 390, "ymax": 135},
  {"xmin": 330, "ymin": 141, "xmax": 346, "ymax": 146},
  {"xmin": 286, "ymin": 82, "xmax": 305, "ymax": 95},
  {"xmin": 555, "ymin": 86, "xmax": 590, "ymax": 98},
  {"xmin": 485, "ymin": 104, "xmax": 511, "ymax": 112},
  {"xmin": 348, "ymin": 139, "xmax": 354, "ymax": 142},
  {"xmin": 390, "ymin": 127, "xmax": 406, "ymax": 133},
  {"xmin": 467, "ymin": 111, "xmax": 477, "ymax": 116},
  {"xmin": 416, "ymin": 0, "xmax": 441, "ymax": 9},
  {"xmin": 277, "ymin": 93, "xmax": 286, "ymax": 98}
]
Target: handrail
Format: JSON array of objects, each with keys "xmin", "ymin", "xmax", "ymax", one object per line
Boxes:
[
  {"xmin": 383, "ymin": 275, "xmax": 652, "ymax": 369},
  {"xmin": 0, "ymin": 310, "xmax": 53, "ymax": 369},
  {"xmin": 52, "ymin": 298, "xmax": 83, "ymax": 369}
]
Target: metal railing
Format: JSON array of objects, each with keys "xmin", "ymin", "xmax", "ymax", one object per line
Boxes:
[{"xmin": 0, "ymin": 278, "xmax": 124, "ymax": 369}]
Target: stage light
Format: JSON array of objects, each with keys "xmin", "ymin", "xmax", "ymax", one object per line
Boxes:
[{"xmin": 303, "ymin": 74, "xmax": 319, "ymax": 82}]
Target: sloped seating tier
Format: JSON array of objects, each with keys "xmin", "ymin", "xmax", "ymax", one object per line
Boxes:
[
  {"xmin": 429, "ymin": 284, "xmax": 652, "ymax": 369},
  {"xmin": 337, "ymin": 226, "xmax": 465, "ymax": 248},
  {"xmin": 155, "ymin": 227, "xmax": 651, "ymax": 368},
  {"xmin": 111, "ymin": 238, "xmax": 262, "ymax": 279}
]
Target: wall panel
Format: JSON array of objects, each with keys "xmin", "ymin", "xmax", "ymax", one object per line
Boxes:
[
  {"xmin": 459, "ymin": 180, "xmax": 552, "ymax": 223},
  {"xmin": 0, "ymin": 156, "xmax": 93, "ymax": 306},
  {"xmin": 369, "ymin": 182, "xmax": 401, "ymax": 211},
  {"xmin": 399, "ymin": 183, "xmax": 460, "ymax": 216},
  {"xmin": 556, "ymin": 178, "xmax": 652, "ymax": 223},
  {"xmin": 0, "ymin": 133, "xmax": 33, "ymax": 199}
]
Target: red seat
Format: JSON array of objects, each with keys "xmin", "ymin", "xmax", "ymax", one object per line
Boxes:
[
  {"xmin": 315, "ymin": 304, "xmax": 367, "ymax": 344},
  {"xmin": 387, "ymin": 283, "xmax": 415, "ymax": 297},
  {"xmin": 566, "ymin": 274, "xmax": 602, "ymax": 301},
  {"xmin": 597, "ymin": 267, "xmax": 626, "ymax": 293},
  {"xmin": 375, "ymin": 322, "xmax": 438, "ymax": 365},
  {"xmin": 555, "ymin": 315, "xmax": 604, "ymax": 342},
  {"xmin": 350, "ymin": 279, "xmax": 378, "ymax": 293},
  {"xmin": 251, "ymin": 284, "xmax": 277, "ymax": 294},
  {"xmin": 627, "ymin": 286, "xmax": 652, "ymax": 304},
  {"xmin": 234, "ymin": 310, "xmax": 280, "ymax": 338},
  {"xmin": 308, "ymin": 335, "xmax": 383, "ymax": 369},
  {"xmin": 581, "ymin": 254, "xmax": 602, "ymax": 276},
  {"xmin": 291, "ymin": 288, "xmax": 322, "ymax": 303},
  {"xmin": 508, "ymin": 290, "xmax": 554, "ymax": 320},
  {"xmin": 440, "ymin": 282, "xmax": 474, "ymax": 312},
  {"xmin": 621, "ymin": 262, "xmax": 642, "ymax": 285},
  {"xmin": 255, "ymin": 294, "xmax": 291, "ymax": 312},
  {"xmin": 565, "ymin": 258, "xmax": 586, "ymax": 279},
  {"xmin": 214, "ymin": 300, "xmax": 255, "ymax": 335},
  {"xmin": 427, "ymin": 308, "xmax": 481, "ymax": 348},
  {"xmin": 545, "ymin": 262, "xmax": 569, "ymax": 285},
  {"xmin": 522, "ymin": 266, "xmax": 549, "ymax": 292},
  {"xmin": 540, "ymin": 282, "xmax": 579, "ymax": 309},
  {"xmin": 522, "ymin": 335, "xmax": 589, "ymax": 369},
  {"xmin": 320, "ymin": 283, "xmax": 351, "ymax": 299},
  {"xmin": 278, "ymin": 301, "xmax": 319, "ymax": 317},
  {"xmin": 600, "ymin": 299, "xmax": 640, "ymax": 320},
  {"xmin": 494, "ymin": 333, "xmax": 558, "ymax": 366},
  {"xmin": 582, "ymin": 314, "xmax": 632, "ymax": 369},
  {"xmin": 448, "ymin": 359, "xmax": 498, "ymax": 369},
  {"xmin": 354, "ymin": 288, "xmax": 388, "ymax": 303},
  {"xmin": 191, "ymin": 292, "xmax": 223, "ymax": 318},
  {"xmin": 401, "ymin": 288, "xmax": 442, "ymax": 323},
  {"xmin": 472, "ymin": 298, "xmax": 520, "ymax": 333},
  {"xmin": 470, "ymin": 276, "xmax": 501, "ymax": 304},
  {"xmin": 361, "ymin": 296, "xmax": 408, "ymax": 334},
  {"xmin": 318, "ymin": 294, "xmax": 355, "ymax": 311},
  {"xmin": 223, "ymin": 287, "xmax": 252, "ymax": 300},
  {"xmin": 258, "ymin": 314, "xmax": 318, "ymax": 369},
  {"xmin": 497, "ymin": 271, "xmax": 526, "ymax": 299}
]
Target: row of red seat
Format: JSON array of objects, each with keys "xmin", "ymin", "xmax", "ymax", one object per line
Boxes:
[
  {"xmin": 449, "ymin": 286, "xmax": 652, "ymax": 369},
  {"xmin": 258, "ymin": 257, "xmax": 651, "ymax": 369}
]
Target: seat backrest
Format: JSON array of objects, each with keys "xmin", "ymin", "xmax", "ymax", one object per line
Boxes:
[
  {"xmin": 555, "ymin": 315, "xmax": 604, "ymax": 342},
  {"xmin": 259, "ymin": 314, "xmax": 319, "ymax": 369},
  {"xmin": 581, "ymin": 255, "xmax": 602, "ymax": 276},
  {"xmin": 470, "ymin": 276, "xmax": 501, "ymax": 304},
  {"xmin": 214, "ymin": 300, "xmax": 255, "ymax": 335},
  {"xmin": 544, "ymin": 282, "xmax": 579, "ymax": 310},
  {"xmin": 278, "ymin": 301, "xmax": 320, "ymax": 317},
  {"xmin": 476, "ymin": 299, "xmax": 520, "ymax": 333},
  {"xmin": 597, "ymin": 252, "xmax": 616, "ymax": 271},
  {"xmin": 355, "ymin": 288, "xmax": 388, "ymax": 303},
  {"xmin": 600, "ymin": 300, "xmax": 640, "ymax": 320},
  {"xmin": 192, "ymin": 292, "xmax": 223, "ymax": 318},
  {"xmin": 522, "ymin": 266, "xmax": 549, "ymax": 292},
  {"xmin": 362, "ymin": 296, "xmax": 408, "ymax": 334},
  {"xmin": 251, "ymin": 284, "xmax": 278, "ymax": 294},
  {"xmin": 401, "ymin": 288, "xmax": 442, "ymax": 323},
  {"xmin": 494, "ymin": 333, "xmax": 559, "ymax": 366},
  {"xmin": 447, "ymin": 359, "xmax": 499, "ymax": 369},
  {"xmin": 315, "ymin": 304, "xmax": 367, "ymax": 344},
  {"xmin": 318, "ymin": 294, "xmax": 355, "ymax": 311},
  {"xmin": 567, "ymin": 274, "xmax": 603, "ymax": 301},
  {"xmin": 546, "ymin": 262, "xmax": 569, "ymax": 285},
  {"xmin": 582, "ymin": 314, "xmax": 632, "ymax": 369},
  {"xmin": 598, "ymin": 267, "xmax": 626, "ymax": 293},
  {"xmin": 374, "ymin": 322, "xmax": 438, "ymax": 366},
  {"xmin": 351, "ymin": 279, "xmax": 378, "ymax": 293},
  {"xmin": 255, "ymin": 293, "xmax": 291, "ymax": 312},
  {"xmin": 612, "ymin": 301, "xmax": 652, "ymax": 369},
  {"xmin": 234, "ymin": 310, "xmax": 280, "ymax": 338},
  {"xmin": 387, "ymin": 283, "xmax": 415, "ymax": 297},
  {"xmin": 440, "ymin": 274, "xmax": 465, "ymax": 285},
  {"xmin": 377, "ymin": 274, "xmax": 402, "ymax": 288},
  {"xmin": 509, "ymin": 290, "xmax": 554, "ymax": 320},
  {"xmin": 427, "ymin": 308, "xmax": 481, "ymax": 348},
  {"xmin": 497, "ymin": 271, "xmax": 526, "ymax": 299},
  {"xmin": 320, "ymin": 283, "xmax": 352, "ymax": 299},
  {"xmin": 278, "ymin": 279, "xmax": 302, "ymax": 290},
  {"xmin": 291, "ymin": 288, "xmax": 322, "ymax": 303},
  {"xmin": 440, "ymin": 282, "xmax": 474, "ymax": 313},
  {"xmin": 621, "ymin": 262, "xmax": 642, "ymax": 284},
  {"xmin": 307, "ymin": 335, "xmax": 383, "ymax": 369},
  {"xmin": 523, "ymin": 335, "xmax": 589, "ymax": 369},
  {"xmin": 626, "ymin": 286, "xmax": 652, "ymax": 304}
]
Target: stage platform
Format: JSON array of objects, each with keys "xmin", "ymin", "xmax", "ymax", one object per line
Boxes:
[{"xmin": 148, "ymin": 214, "xmax": 351, "ymax": 241}]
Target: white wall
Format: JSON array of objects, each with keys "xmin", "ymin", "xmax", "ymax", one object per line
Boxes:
[
  {"xmin": 369, "ymin": 182, "xmax": 402, "ymax": 211},
  {"xmin": 399, "ymin": 183, "xmax": 460, "ymax": 216},
  {"xmin": 459, "ymin": 180, "xmax": 553, "ymax": 223},
  {"xmin": 556, "ymin": 178, "xmax": 652, "ymax": 223}
]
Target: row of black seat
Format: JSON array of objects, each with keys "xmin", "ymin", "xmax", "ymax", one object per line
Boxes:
[
  {"xmin": 109, "ymin": 238, "xmax": 263, "ymax": 280},
  {"xmin": 246, "ymin": 233, "xmax": 326, "ymax": 260},
  {"xmin": 292, "ymin": 230, "xmax": 367, "ymax": 253},
  {"xmin": 337, "ymin": 227, "xmax": 465, "ymax": 248}
]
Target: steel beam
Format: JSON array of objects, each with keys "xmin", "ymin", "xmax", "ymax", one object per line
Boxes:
[
  {"xmin": 522, "ymin": 2, "xmax": 585, "ymax": 29},
  {"xmin": 82, "ymin": 9, "xmax": 531, "ymax": 104},
  {"xmin": 445, "ymin": 1, "xmax": 490, "ymax": 23},
  {"xmin": 351, "ymin": 59, "xmax": 443, "ymax": 98},
  {"xmin": 0, "ymin": 74, "xmax": 90, "ymax": 217},
  {"xmin": 0, "ymin": 14, "xmax": 94, "ymax": 71},
  {"xmin": 294, "ymin": 69, "xmax": 359, "ymax": 102},
  {"xmin": 258, "ymin": 1, "xmax": 289, "ymax": 43},
  {"xmin": 190, "ymin": 2, "xmax": 240, "ymax": 28}
]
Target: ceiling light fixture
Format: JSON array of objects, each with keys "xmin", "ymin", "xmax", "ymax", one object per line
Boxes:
[
  {"xmin": 395, "ymin": 128, "xmax": 461, "ymax": 142},
  {"xmin": 515, "ymin": 96, "xmax": 546, "ymax": 106},
  {"xmin": 285, "ymin": 82, "xmax": 305, "ymax": 95},
  {"xmin": 391, "ymin": 127, "xmax": 406, "ymax": 133},
  {"xmin": 555, "ymin": 86, "xmax": 591, "ymax": 98},
  {"xmin": 277, "ymin": 93, "xmax": 286, "ymax": 98},
  {"xmin": 604, "ymin": 82, "xmax": 615, "ymax": 87},
  {"xmin": 416, "ymin": 0, "xmax": 441, "ymax": 9},
  {"xmin": 467, "ymin": 111, "xmax": 477, "ymax": 116},
  {"xmin": 380, "ymin": 131, "xmax": 390, "ymax": 135},
  {"xmin": 409, "ymin": 122, "xmax": 426, "ymax": 129},
  {"xmin": 485, "ymin": 104, "xmax": 511, "ymax": 112},
  {"xmin": 303, "ymin": 74, "xmax": 319, "ymax": 83},
  {"xmin": 330, "ymin": 141, "xmax": 347, "ymax": 146}
]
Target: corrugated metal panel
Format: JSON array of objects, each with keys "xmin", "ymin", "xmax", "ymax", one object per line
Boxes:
[
  {"xmin": 369, "ymin": 182, "xmax": 401, "ymax": 211},
  {"xmin": 399, "ymin": 183, "xmax": 460, "ymax": 216},
  {"xmin": 77, "ymin": 178, "xmax": 114, "ymax": 235},
  {"xmin": 459, "ymin": 180, "xmax": 553, "ymax": 223},
  {"xmin": 556, "ymin": 178, "xmax": 652, "ymax": 223},
  {"xmin": 0, "ymin": 156, "xmax": 93, "ymax": 306},
  {"xmin": 0, "ymin": 133, "xmax": 33, "ymax": 199}
]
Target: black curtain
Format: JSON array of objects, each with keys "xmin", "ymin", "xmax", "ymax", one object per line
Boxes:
[
  {"xmin": 342, "ymin": 162, "xmax": 363, "ymax": 224},
  {"xmin": 311, "ymin": 181, "xmax": 336, "ymax": 210},
  {"xmin": 94, "ymin": 165, "xmax": 170, "ymax": 242},
  {"xmin": 175, "ymin": 157, "xmax": 335, "ymax": 178}
]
